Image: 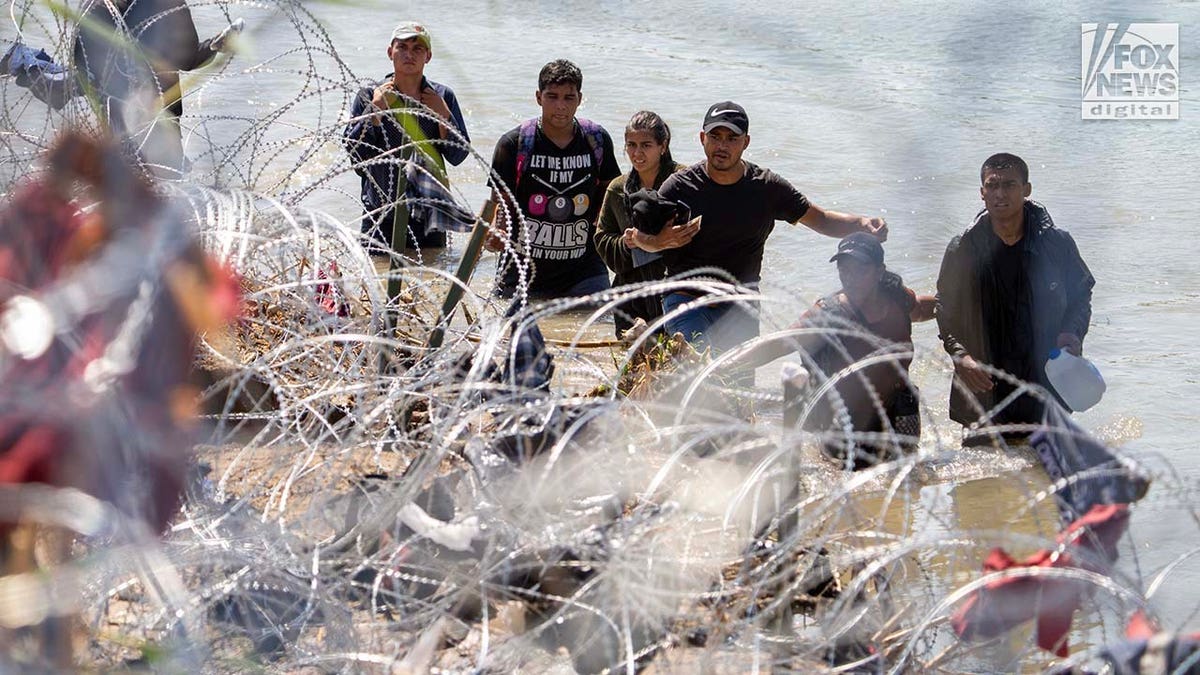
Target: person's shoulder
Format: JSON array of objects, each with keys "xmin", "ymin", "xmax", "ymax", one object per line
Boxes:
[
  {"xmin": 957, "ymin": 208, "xmax": 991, "ymax": 242},
  {"xmin": 746, "ymin": 163, "xmax": 801, "ymax": 196},
  {"xmin": 575, "ymin": 117, "xmax": 611, "ymax": 134},
  {"xmin": 351, "ymin": 76, "xmax": 386, "ymax": 103},
  {"xmin": 425, "ymin": 77, "xmax": 455, "ymax": 96},
  {"xmin": 673, "ymin": 162, "xmax": 707, "ymax": 182},
  {"xmin": 496, "ymin": 125, "xmax": 522, "ymax": 146},
  {"xmin": 607, "ymin": 172, "xmax": 629, "ymax": 192},
  {"xmin": 751, "ymin": 163, "xmax": 795, "ymax": 186},
  {"xmin": 659, "ymin": 163, "xmax": 704, "ymax": 194}
]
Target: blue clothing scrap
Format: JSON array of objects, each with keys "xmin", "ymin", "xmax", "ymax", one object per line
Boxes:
[{"xmin": 3, "ymin": 42, "xmax": 76, "ymax": 108}]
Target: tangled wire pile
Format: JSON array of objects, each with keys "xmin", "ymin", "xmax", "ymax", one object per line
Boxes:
[{"xmin": 2, "ymin": 1, "xmax": 1200, "ymax": 673}]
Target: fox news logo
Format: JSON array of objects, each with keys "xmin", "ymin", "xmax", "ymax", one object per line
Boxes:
[{"xmin": 1082, "ymin": 23, "xmax": 1179, "ymax": 120}]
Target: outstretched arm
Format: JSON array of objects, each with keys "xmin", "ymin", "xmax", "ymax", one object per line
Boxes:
[
  {"xmin": 797, "ymin": 203, "xmax": 888, "ymax": 241},
  {"xmin": 910, "ymin": 294, "xmax": 936, "ymax": 322},
  {"xmin": 739, "ymin": 307, "xmax": 826, "ymax": 370}
]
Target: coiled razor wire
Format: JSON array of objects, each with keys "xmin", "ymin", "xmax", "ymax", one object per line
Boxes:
[{"xmin": 1, "ymin": 0, "xmax": 1199, "ymax": 672}]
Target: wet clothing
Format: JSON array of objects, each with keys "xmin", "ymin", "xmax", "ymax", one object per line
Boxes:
[
  {"xmin": 936, "ymin": 200, "xmax": 1094, "ymax": 429},
  {"xmin": 344, "ymin": 74, "xmax": 471, "ymax": 252},
  {"xmin": 5, "ymin": 0, "xmax": 226, "ymax": 174},
  {"xmin": 793, "ymin": 282, "xmax": 920, "ymax": 468},
  {"xmin": 657, "ymin": 161, "xmax": 810, "ymax": 286},
  {"xmin": 489, "ymin": 120, "xmax": 620, "ymax": 298},
  {"xmin": 594, "ymin": 162, "xmax": 685, "ymax": 336}
]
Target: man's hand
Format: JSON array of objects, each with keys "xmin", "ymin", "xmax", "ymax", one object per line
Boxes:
[
  {"xmin": 1056, "ymin": 332, "xmax": 1083, "ymax": 357},
  {"xmin": 484, "ymin": 227, "xmax": 507, "ymax": 253},
  {"xmin": 420, "ymin": 87, "xmax": 453, "ymax": 121},
  {"xmin": 209, "ymin": 18, "xmax": 245, "ymax": 54},
  {"xmin": 954, "ymin": 354, "xmax": 994, "ymax": 393},
  {"xmin": 860, "ymin": 216, "xmax": 888, "ymax": 242},
  {"xmin": 624, "ymin": 216, "xmax": 700, "ymax": 252},
  {"xmin": 369, "ymin": 83, "xmax": 396, "ymax": 126}
]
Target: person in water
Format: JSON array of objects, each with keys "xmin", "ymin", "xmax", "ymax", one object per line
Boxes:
[
  {"xmin": 484, "ymin": 59, "xmax": 620, "ymax": 300},
  {"xmin": 343, "ymin": 21, "xmax": 472, "ymax": 254},
  {"xmin": 743, "ymin": 233, "xmax": 935, "ymax": 469},
  {"xmin": 2, "ymin": 0, "xmax": 242, "ymax": 175},
  {"xmin": 624, "ymin": 100, "xmax": 887, "ymax": 353},
  {"xmin": 936, "ymin": 153, "xmax": 1094, "ymax": 445},
  {"xmin": 593, "ymin": 110, "xmax": 688, "ymax": 337}
]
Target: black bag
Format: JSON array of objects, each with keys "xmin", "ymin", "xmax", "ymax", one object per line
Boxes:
[{"xmin": 628, "ymin": 189, "xmax": 689, "ymax": 236}]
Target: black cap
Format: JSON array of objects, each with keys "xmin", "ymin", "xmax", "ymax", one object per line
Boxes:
[
  {"xmin": 830, "ymin": 232, "xmax": 884, "ymax": 265},
  {"xmin": 702, "ymin": 101, "xmax": 749, "ymax": 135}
]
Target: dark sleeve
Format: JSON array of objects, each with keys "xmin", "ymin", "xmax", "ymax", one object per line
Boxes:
[
  {"xmin": 594, "ymin": 177, "xmax": 635, "ymax": 275},
  {"xmin": 1058, "ymin": 231, "xmax": 1095, "ymax": 340},
  {"xmin": 437, "ymin": 84, "xmax": 471, "ymax": 166},
  {"xmin": 343, "ymin": 86, "xmax": 388, "ymax": 166},
  {"xmin": 655, "ymin": 173, "xmax": 685, "ymax": 268},
  {"xmin": 179, "ymin": 31, "xmax": 221, "ymax": 72},
  {"xmin": 657, "ymin": 172, "xmax": 682, "ymax": 202},
  {"xmin": 488, "ymin": 131, "xmax": 519, "ymax": 212},
  {"xmin": 935, "ymin": 235, "xmax": 970, "ymax": 358},
  {"xmin": 769, "ymin": 172, "xmax": 810, "ymax": 223},
  {"xmin": 598, "ymin": 129, "xmax": 622, "ymax": 183}
]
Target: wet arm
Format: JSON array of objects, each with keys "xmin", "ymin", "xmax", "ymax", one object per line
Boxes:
[
  {"xmin": 797, "ymin": 203, "xmax": 887, "ymax": 240},
  {"xmin": 911, "ymin": 294, "xmax": 936, "ymax": 323},
  {"xmin": 740, "ymin": 309, "xmax": 825, "ymax": 369}
]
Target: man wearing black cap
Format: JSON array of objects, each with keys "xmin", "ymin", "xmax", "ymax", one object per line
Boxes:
[
  {"xmin": 344, "ymin": 22, "xmax": 472, "ymax": 253},
  {"xmin": 744, "ymin": 232, "xmax": 936, "ymax": 468},
  {"xmin": 624, "ymin": 100, "xmax": 887, "ymax": 351}
]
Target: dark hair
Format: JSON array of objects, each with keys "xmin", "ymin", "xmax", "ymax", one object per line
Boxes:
[
  {"xmin": 980, "ymin": 152, "xmax": 1029, "ymax": 184},
  {"xmin": 538, "ymin": 59, "xmax": 583, "ymax": 93},
  {"xmin": 625, "ymin": 110, "xmax": 674, "ymax": 170}
]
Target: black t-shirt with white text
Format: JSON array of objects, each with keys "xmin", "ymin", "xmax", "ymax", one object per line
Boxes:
[
  {"xmin": 490, "ymin": 122, "xmax": 620, "ymax": 295},
  {"xmin": 658, "ymin": 161, "xmax": 810, "ymax": 285}
]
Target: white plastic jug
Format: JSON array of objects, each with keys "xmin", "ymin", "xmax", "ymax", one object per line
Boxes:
[{"xmin": 1044, "ymin": 349, "xmax": 1106, "ymax": 412}]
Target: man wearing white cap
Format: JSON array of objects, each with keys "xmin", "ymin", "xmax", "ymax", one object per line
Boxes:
[{"xmin": 344, "ymin": 22, "xmax": 472, "ymax": 252}]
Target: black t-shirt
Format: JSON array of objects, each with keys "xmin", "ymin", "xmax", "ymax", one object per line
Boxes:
[
  {"xmin": 657, "ymin": 161, "xmax": 810, "ymax": 285},
  {"xmin": 986, "ymin": 233, "xmax": 1033, "ymax": 377},
  {"xmin": 489, "ymin": 121, "xmax": 620, "ymax": 295}
]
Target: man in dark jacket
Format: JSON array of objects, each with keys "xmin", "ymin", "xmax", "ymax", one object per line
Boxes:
[
  {"xmin": 936, "ymin": 153, "xmax": 1094, "ymax": 442},
  {"xmin": 343, "ymin": 22, "xmax": 471, "ymax": 253}
]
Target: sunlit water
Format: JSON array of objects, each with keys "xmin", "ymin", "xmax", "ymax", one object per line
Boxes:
[
  {"xmin": 244, "ymin": 0, "xmax": 1200, "ymax": 632},
  {"xmin": 5, "ymin": 0, "xmax": 1200, "ymax": 662}
]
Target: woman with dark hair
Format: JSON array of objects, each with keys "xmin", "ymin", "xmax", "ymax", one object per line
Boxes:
[
  {"xmin": 594, "ymin": 110, "xmax": 687, "ymax": 337},
  {"xmin": 744, "ymin": 233, "xmax": 936, "ymax": 469}
]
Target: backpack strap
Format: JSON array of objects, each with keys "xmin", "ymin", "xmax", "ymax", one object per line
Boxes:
[
  {"xmin": 575, "ymin": 117, "xmax": 606, "ymax": 174},
  {"xmin": 514, "ymin": 117, "xmax": 606, "ymax": 189},
  {"xmin": 514, "ymin": 118, "xmax": 539, "ymax": 189}
]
